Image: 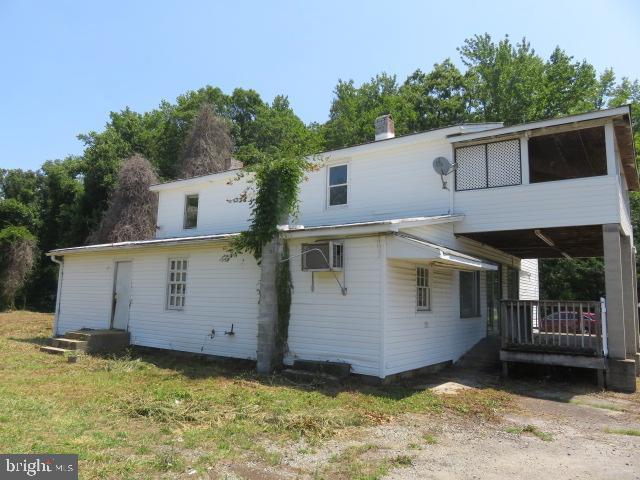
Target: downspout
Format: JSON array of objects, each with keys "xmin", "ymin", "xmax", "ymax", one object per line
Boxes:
[{"xmin": 50, "ymin": 255, "xmax": 64, "ymax": 336}]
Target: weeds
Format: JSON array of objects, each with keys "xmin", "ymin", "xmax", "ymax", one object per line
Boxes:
[{"xmin": 506, "ymin": 424, "xmax": 553, "ymax": 441}]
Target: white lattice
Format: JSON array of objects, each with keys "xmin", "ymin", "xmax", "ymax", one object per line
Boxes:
[
  {"xmin": 455, "ymin": 144, "xmax": 486, "ymax": 190},
  {"xmin": 487, "ymin": 140, "xmax": 521, "ymax": 187}
]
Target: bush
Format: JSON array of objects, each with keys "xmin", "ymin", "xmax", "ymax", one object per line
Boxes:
[{"xmin": 0, "ymin": 226, "xmax": 37, "ymax": 310}]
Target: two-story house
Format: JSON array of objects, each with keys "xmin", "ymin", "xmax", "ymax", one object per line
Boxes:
[{"xmin": 47, "ymin": 106, "xmax": 640, "ymax": 391}]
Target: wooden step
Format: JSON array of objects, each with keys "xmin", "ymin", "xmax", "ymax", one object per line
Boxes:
[
  {"xmin": 50, "ymin": 338, "xmax": 88, "ymax": 351},
  {"xmin": 281, "ymin": 369, "xmax": 341, "ymax": 384},
  {"xmin": 40, "ymin": 346, "xmax": 70, "ymax": 355}
]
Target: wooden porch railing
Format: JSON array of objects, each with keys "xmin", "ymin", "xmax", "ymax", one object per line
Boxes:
[{"xmin": 500, "ymin": 300, "xmax": 606, "ymax": 357}]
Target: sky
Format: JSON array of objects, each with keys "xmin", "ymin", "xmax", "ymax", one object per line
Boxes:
[{"xmin": 1, "ymin": 0, "xmax": 638, "ymax": 170}]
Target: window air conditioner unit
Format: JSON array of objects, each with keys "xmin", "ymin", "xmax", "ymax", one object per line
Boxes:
[{"xmin": 301, "ymin": 241, "xmax": 344, "ymax": 271}]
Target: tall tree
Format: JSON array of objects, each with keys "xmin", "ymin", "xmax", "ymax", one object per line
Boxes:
[
  {"xmin": 178, "ymin": 103, "xmax": 235, "ymax": 178},
  {"xmin": 0, "ymin": 226, "xmax": 36, "ymax": 309},
  {"xmin": 88, "ymin": 154, "xmax": 159, "ymax": 244}
]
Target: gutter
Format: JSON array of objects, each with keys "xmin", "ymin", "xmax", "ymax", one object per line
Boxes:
[
  {"xmin": 281, "ymin": 215, "xmax": 465, "ymax": 239},
  {"xmin": 50, "ymin": 255, "xmax": 64, "ymax": 336}
]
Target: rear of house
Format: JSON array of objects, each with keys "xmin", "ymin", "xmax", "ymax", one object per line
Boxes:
[{"xmin": 48, "ymin": 107, "xmax": 640, "ymax": 390}]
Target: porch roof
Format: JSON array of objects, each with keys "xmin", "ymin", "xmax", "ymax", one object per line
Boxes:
[{"xmin": 387, "ymin": 233, "xmax": 498, "ymax": 271}]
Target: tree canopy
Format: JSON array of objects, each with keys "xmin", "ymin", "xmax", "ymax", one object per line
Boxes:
[{"xmin": 1, "ymin": 33, "xmax": 638, "ymax": 310}]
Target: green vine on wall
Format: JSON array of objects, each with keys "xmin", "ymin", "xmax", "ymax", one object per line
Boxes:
[{"xmin": 276, "ymin": 241, "xmax": 292, "ymax": 354}]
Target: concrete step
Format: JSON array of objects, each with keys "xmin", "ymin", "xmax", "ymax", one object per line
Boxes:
[
  {"xmin": 281, "ymin": 369, "xmax": 341, "ymax": 384},
  {"xmin": 50, "ymin": 338, "xmax": 88, "ymax": 351},
  {"xmin": 292, "ymin": 360, "xmax": 351, "ymax": 378},
  {"xmin": 40, "ymin": 346, "xmax": 70, "ymax": 355},
  {"xmin": 64, "ymin": 331, "xmax": 93, "ymax": 341}
]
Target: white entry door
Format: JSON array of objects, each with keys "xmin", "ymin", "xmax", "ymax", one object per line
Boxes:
[{"xmin": 111, "ymin": 261, "xmax": 132, "ymax": 330}]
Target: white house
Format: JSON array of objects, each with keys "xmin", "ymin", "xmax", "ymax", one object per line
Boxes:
[{"xmin": 47, "ymin": 106, "xmax": 640, "ymax": 391}]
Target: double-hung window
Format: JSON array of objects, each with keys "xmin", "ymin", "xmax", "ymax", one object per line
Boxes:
[
  {"xmin": 328, "ymin": 164, "xmax": 348, "ymax": 206},
  {"xmin": 416, "ymin": 266, "xmax": 431, "ymax": 311},
  {"xmin": 460, "ymin": 271, "xmax": 480, "ymax": 318},
  {"xmin": 184, "ymin": 194, "xmax": 199, "ymax": 229},
  {"xmin": 167, "ymin": 259, "xmax": 188, "ymax": 310}
]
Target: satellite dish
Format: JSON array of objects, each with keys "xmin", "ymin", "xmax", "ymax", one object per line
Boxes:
[{"xmin": 432, "ymin": 157, "xmax": 456, "ymax": 190}]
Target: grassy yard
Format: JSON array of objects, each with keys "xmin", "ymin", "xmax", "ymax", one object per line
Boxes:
[{"xmin": 0, "ymin": 312, "xmax": 511, "ymax": 479}]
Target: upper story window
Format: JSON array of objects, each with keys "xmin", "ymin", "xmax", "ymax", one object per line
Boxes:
[
  {"xmin": 328, "ymin": 164, "xmax": 348, "ymax": 206},
  {"xmin": 528, "ymin": 126, "xmax": 606, "ymax": 183},
  {"xmin": 183, "ymin": 194, "xmax": 199, "ymax": 229},
  {"xmin": 455, "ymin": 139, "xmax": 521, "ymax": 191}
]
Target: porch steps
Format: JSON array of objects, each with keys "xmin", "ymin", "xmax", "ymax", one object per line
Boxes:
[
  {"xmin": 456, "ymin": 335, "xmax": 501, "ymax": 371},
  {"xmin": 39, "ymin": 346, "xmax": 69, "ymax": 355},
  {"xmin": 40, "ymin": 329, "xmax": 130, "ymax": 356}
]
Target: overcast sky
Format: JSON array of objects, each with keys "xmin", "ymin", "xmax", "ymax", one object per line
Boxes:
[{"xmin": 1, "ymin": 0, "xmax": 638, "ymax": 170}]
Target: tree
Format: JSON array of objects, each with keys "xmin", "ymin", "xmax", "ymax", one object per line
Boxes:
[
  {"xmin": 0, "ymin": 198, "xmax": 38, "ymax": 231},
  {"xmin": 88, "ymin": 154, "xmax": 159, "ymax": 244},
  {"xmin": 178, "ymin": 103, "xmax": 235, "ymax": 178},
  {"xmin": 0, "ymin": 226, "xmax": 37, "ymax": 309},
  {"xmin": 400, "ymin": 59, "xmax": 470, "ymax": 131}
]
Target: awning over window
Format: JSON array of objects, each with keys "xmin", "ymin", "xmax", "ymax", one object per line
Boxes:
[{"xmin": 387, "ymin": 233, "xmax": 498, "ymax": 271}]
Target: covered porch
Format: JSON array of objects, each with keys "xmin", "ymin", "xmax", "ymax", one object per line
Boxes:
[{"xmin": 459, "ymin": 223, "xmax": 639, "ymax": 392}]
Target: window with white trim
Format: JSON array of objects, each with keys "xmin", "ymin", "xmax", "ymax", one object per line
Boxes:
[
  {"xmin": 416, "ymin": 266, "xmax": 431, "ymax": 311},
  {"xmin": 183, "ymin": 194, "xmax": 199, "ymax": 229},
  {"xmin": 167, "ymin": 259, "xmax": 188, "ymax": 310},
  {"xmin": 328, "ymin": 164, "xmax": 348, "ymax": 206}
]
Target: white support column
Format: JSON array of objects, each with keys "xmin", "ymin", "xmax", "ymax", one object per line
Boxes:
[
  {"xmin": 603, "ymin": 224, "xmax": 627, "ymax": 359},
  {"xmin": 621, "ymin": 236, "xmax": 639, "ymax": 358},
  {"xmin": 520, "ymin": 136, "xmax": 530, "ymax": 185},
  {"xmin": 605, "ymin": 122, "xmax": 618, "ymax": 176}
]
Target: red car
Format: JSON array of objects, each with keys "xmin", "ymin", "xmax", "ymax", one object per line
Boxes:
[{"xmin": 538, "ymin": 311, "xmax": 599, "ymax": 334}]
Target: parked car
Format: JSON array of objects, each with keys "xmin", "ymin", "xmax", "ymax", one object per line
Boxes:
[{"xmin": 538, "ymin": 311, "xmax": 599, "ymax": 334}]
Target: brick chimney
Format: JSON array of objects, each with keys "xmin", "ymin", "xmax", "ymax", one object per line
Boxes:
[{"xmin": 375, "ymin": 114, "xmax": 395, "ymax": 141}]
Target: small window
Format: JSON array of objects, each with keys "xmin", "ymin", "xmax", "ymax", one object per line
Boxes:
[
  {"xmin": 167, "ymin": 259, "xmax": 188, "ymax": 310},
  {"xmin": 184, "ymin": 194, "xmax": 199, "ymax": 229},
  {"xmin": 416, "ymin": 266, "xmax": 431, "ymax": 311},
  {"xmin": 332, "ymin": 242, "xmax": 344, "ymax": 269},
  {"xmin": 328, "ymin": 164, "xmax": 348, "ymax": 206},
  {"xmin": 460, "ymin": 271, "xmax": 480, "ymax": 318}
]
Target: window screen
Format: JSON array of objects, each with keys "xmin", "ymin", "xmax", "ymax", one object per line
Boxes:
[
  {"xmin": 455, "ymin": 140, "xmax": 521, "ymax": 190},
  {"xmin": 184, "ymin": 194, "xmax": 199, "ymax": 229},
  {"xmin": 167, "ymin": 259, "xmax": 188, "ymax": 310},
  {"xmin": 328, "ymin": 165, "xmax": 348, "ymax": 206},
  {"xmin": 460, "ymin": 271, "xmax": 480, "ymax": 318}
]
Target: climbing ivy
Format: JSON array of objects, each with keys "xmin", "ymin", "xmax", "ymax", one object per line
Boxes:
[
  {"xmin": 276, "ymin": 241, "xmax": 292, "ymax": 354},
  {"xmin": 225, "ymin": 150, "xmax": 317, "ymax": 262}
]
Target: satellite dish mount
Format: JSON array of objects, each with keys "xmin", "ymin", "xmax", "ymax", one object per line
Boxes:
[{"xmin": 432, "ymin": 157, "xmax": 456, "ymax": 190}]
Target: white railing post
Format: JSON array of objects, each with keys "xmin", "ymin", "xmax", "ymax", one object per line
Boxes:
[{"xmin": 601, "ymin": 297, "xmax": 608, "ymax": 357}]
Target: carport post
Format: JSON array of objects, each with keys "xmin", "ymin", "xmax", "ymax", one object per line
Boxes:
[{"xmin": 603, "ymin": 224, "xmax": 636, "ymax": 392}]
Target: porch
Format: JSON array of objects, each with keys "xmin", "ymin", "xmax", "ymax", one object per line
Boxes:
[
  {"xmin": 500, "ymin": 300, "xmax": 607, "ymax": 380},
  {"xmin": 459, "ymin": 223, "xmax": 639, "ymax": 392}
]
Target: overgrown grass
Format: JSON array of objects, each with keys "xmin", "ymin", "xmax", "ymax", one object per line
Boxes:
[
  {"xmin": 506, "ymin": 424, "xmax": 553, "ymax": 441},
  {"xmin": 0, "ymin": 311, "xmax": 511, "ymax": 479},
  {"xmin": 605, "ymin": 427, "xmax": 640, "ymax": 437}
]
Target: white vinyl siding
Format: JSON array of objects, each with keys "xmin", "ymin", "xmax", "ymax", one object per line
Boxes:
[
  {"xmin": 384, "ymin": 259, "xmax": 487, "ymax": 377},
  {"xmin": 56, "ymin": 244, "xmax": 260, "ymax": 360},
  {"xmin": 286, "ymin": 236, "xmax": 382, "ymax": 376},
  {"xmin": 519, "ymin": 259, "xmax": 539, "ymax": 300}
]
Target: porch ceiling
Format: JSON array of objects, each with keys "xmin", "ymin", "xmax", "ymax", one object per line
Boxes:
[{"xmin": 457, "ymin": 225, "xmax": 603, "ymax": 258}]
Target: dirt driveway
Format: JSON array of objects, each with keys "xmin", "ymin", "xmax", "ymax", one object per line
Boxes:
[{"xmin": 215, "ymin": 370, "xmax": 640, "ymax": 479}]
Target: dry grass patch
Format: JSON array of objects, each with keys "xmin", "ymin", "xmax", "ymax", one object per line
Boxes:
[{"xmin": 0, "ymin": 311, "xmax": 513, "ymax": 479}]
